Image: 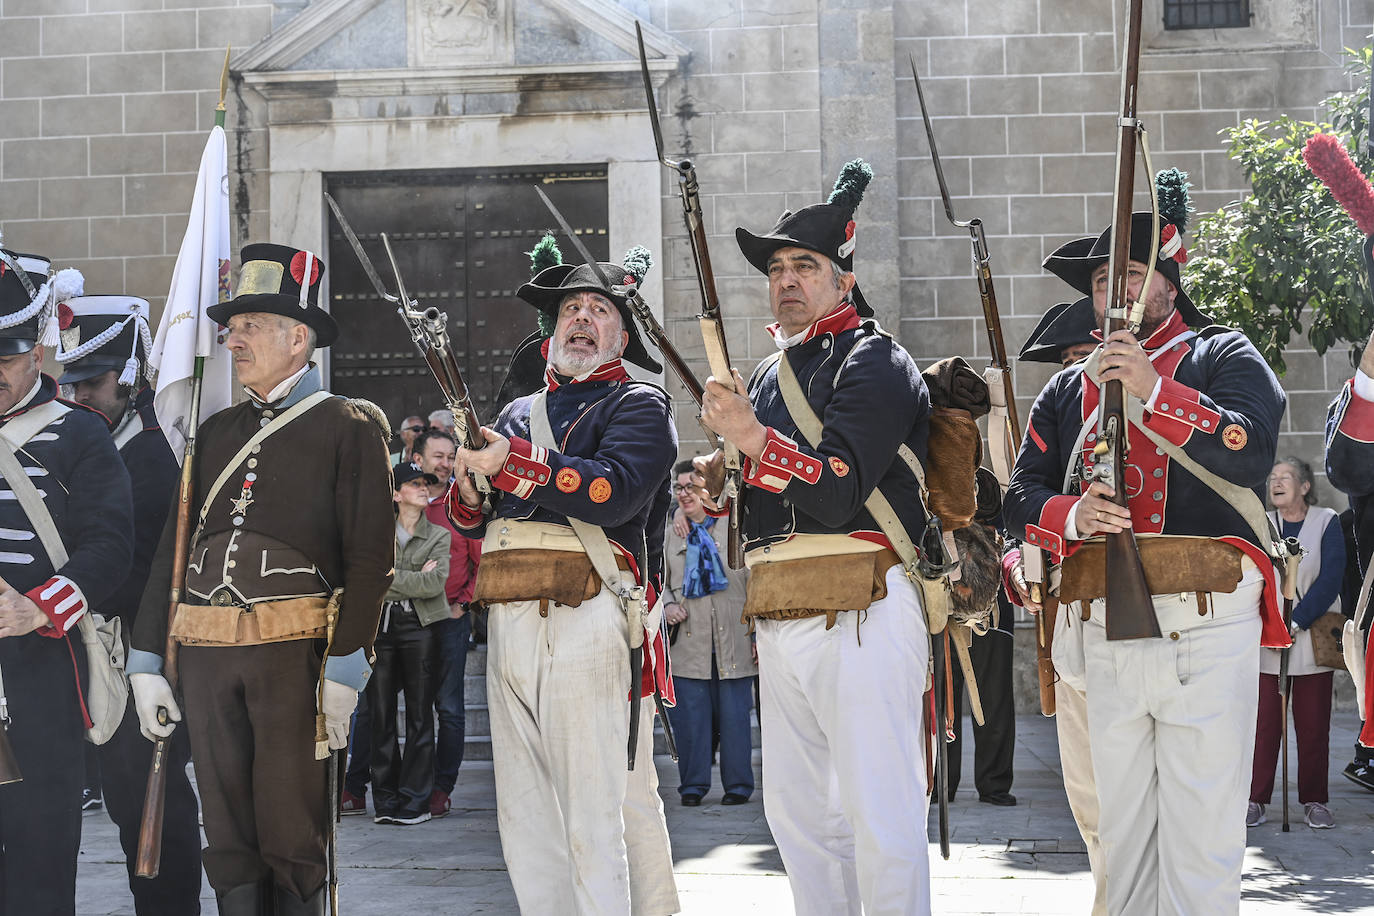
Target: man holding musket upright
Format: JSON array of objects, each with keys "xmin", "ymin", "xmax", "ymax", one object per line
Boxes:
[
  {"xmin": 57, "ymin": 295, "xmax": 202, "ymax": 914},
  {"xmin": 447, "ymin": 245, "xmax": 677, "ymax": 915},
  {"xmin": 0, "ymin": 248, "xmax": 133, "ymax": 914},
  {"xmin": 1004, "ymin": 196, "xmax": 1287, "ymax": 913},
  {"xmin": 696, "ymin": 160, "xmax": 933, "ymax": 915},
  {"xmin": 128, "ymin": 244, "xmax": 394, "ymax": 916}
]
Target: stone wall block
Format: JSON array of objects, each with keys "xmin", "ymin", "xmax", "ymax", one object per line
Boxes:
[
  {"xmin": 966, "ymin": 0, "xmax": 1039, "ymax": 35},
  {"xmin": 713, "ymin": 110, "xmax": 785, "ymax": 153},
  {"xmin": 1083, "ymin": 112, "xmax": 1161, "ymax": 152},
  {"xmin": 70, "ymin": 257, "xmax": 125, "ymax": 294},
  {"xmin": 711, "ymin": 191, "xmax": 788, "ymax": 236},
  {"xmin": 902, "ymin": 235, "xmax": 984, "ymax": 278},
  {"xmin": 1012, "ymin": 274, "xmax": 1079, "ymax": 315},
  {"xmin": 927, "ymin": 37, "xmax": 1006, "ymax": 77},
  {"xmin": 674, "ymin": 74, "xmax": 745, "ymax": 114},
  {"xmin": 665, "ymin": 0, "xmax": 739, "ymax": 31},
  {"xmin": 895, "ymin": 76, "xmax": 969, "ymax": 119},
  {"xmin": 3, "ymin": 137, "xmax": 88, "ymax": 180},
  {"xmin": 125, "ymin": 91, "xmax": 199, "ymax": 134},
  {"xmin": 0, "ymin": 178, "xmax": 39, "ymax": 219},
  {"xmin": 818, "ymin": 10, "xmax": 859, "ymax": 61},
  {"xmin": 1079, "ymin": 34, "xmax": 1117, "ymax": 72},
  {"xmin": 87, "ymin": 52, "xmax": 163, "ymax": 94},
  {"xmin": 1006, "ymin": 35, "xmax": 1081, "ymax": 75},
  {"xmin": 197, "ymin": 6, "xmax": 274, "ymax": 50},
  {"xmin": 743, "ymin": 70, "xmax": 814, "ymax": 112},
  {"xmin": 1, "ymin": 218, "xmax": 88, "ymax": 258},
  {"xmin": 740, "ymin": 0, "xmax": 813, "ymax": 27},
  {"xmin": 42, "ymin": 96, "xmax": 124, "ymax": 138},
  {"xmin": 745, "ymin": 149, "xmax": 820, "ymax": 193},
  {"xmin": 1137, "ymin": 70, "xmax": 1203, "ymax": 110},
  {"xmin": 929, "ymin": 275, "xmax": 991, "ymax": 318},
  {"xmin": 856, "ymin": 9, "xmax": 891, "ymax": 63},
  {"xmin": 0, "ymin": 16, "xmax": 38, "ymax": 61},
  {"xmin": 44, "ymin": 13, "xmax": 123, "ymax": 55},
  {"xmin": 971, "ymin": 154, "xmax": 1041, "ymax": 195},
  {"xmin": 783, "ymin": 109, "xmax": 820, "ymax": 150},
  {"xmin": 90, "ymin": 215, "xmax": 164, "ymax": 257},
  {"xmin": 41, "ymin": 176, "xmax": 124, "ymax": 218},
  {"xmin": 897, "ymin": 278, "xmax": 937, "ymax": 318},
  {"xmin": 898, "ymin": 154, "xmax": 971, "ymax": 201},
  {"xmin": 3, "ymin": 55, "xmax": 89, "ymax": 99},
  {"xmin": 896, "ymin": 0, "xmax": 965, "ymax": 37},
  {"xmin": 0, "ymin": 99, "xmax": 40, "ymax": 139},
  {"xmin": 125, "ymin": 172, "xmax": 197, "ymax": 215},
  {"xmin": 165, "ymin": 48, "xmax": 232, "ymax": 92},
  {"xmin": 3, "ymin": 0, "xmax": 84, "ymax": 15},
  {"xmin": 1201, "ymin": 150, "xmax": 1246, "ymax": 193},
  {"xmin": 89, "ymin": 134, "xmax": 164, "ymax": 176},
  {"xmin": 710, "ymin": 26, "xmax": 783, "ymax": 74},
  {"xmin": 122, "ymin": 9, "xmax": 196, "ymax": 53},
  {"xmin": 123, "ymin": 253, "xmax": 178, "ymax": 301},
  {"xmin": 1278, "ymin": 349, "xmax": 1331, "ymax": 393},
  {"xmin": 1161, "ymin": 110, "xmax": 1241, "ymax": 152},
  {"xmin": 1041, "ymin": 2, "xmax": 1114, "ymax": 33},
  {"xmin": 899, "ymin": 315, "xmax": 977, "ymax": 359},
  {"xmin": 1008, "ymin": 113, "xmax": 1083, "ymax": 154},
  {"xmin": 89, "ymin": 0, "xmax": 162, "ymax": 11},
  {"xmin": 968, "ymin": 75, "xmax": 1040, "ymax": 116},
  {"xmin": 781, "ymin": 24, "xmax": 819, "ymax": 71},
  {"xmin": 1040, "ymin": 72, "xmax": 1119, "ymax": 114},
  {"xmin": 897, "ymin": 198, "xmax": 934, "ymax": 239},
  {"xmin": 1041, "ymin": 152, "xmax": 1114, "ymax": 193}
]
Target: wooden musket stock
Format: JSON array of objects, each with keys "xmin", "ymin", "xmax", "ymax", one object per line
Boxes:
[{"xmin": 1036, "ymin": 595, "xmax": 1059, "ymax": 717}]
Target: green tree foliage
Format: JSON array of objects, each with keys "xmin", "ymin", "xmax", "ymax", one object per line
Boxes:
[{"xmin": 1187, "ymin": 48, "xmax": 1374, "ymax": 374}]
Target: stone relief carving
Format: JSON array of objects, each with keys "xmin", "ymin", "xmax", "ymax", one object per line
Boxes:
[{"xmin": 409, "ymin": 0, "xmax": 512, "ymax": 66}]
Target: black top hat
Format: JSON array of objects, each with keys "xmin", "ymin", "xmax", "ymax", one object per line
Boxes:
[
  {"xmin": 735, "ymin": 159, "xmax": 875, "ymax": 317},
  {"xmin": 57, "ymin": 296, "xmax": 152, "ymax": 386},
  {"xmin": 515, "ymin": 246, "xmax": 662, "ymax": 373},
  {"xmin": 207, "ymin": 244, "xmax": 339, "ymax": 347},
  {"xmin": 1019, "ymin": 297, "xmax": 1099, "ymax": 364},
  {"xmin": 0, "ymin": 249, "xmax": 53, "ymax": 356},
  {"xmin": 393, "ymin": 462, "xmax": 439, "ymax": 489}
]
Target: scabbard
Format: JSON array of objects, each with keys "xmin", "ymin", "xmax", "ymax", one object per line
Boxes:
[{"xmin": 627, "ymin": 646, "xmax": 643, "ymax": 770}]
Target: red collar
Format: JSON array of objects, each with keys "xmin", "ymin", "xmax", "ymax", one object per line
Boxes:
[
  {"xmin": 541, "ymin": 339, "xmax": 631, "ymax": 391},
  {"xmin": 1090, "ymin": 308, "xmax": 1188, "ymax": 351},
  {"xmin": 766, "ymin": 303, "xmax": 861, "ymax": 347}
]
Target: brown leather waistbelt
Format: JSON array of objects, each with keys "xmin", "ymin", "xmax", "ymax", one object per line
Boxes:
[
  {"xmin": 1059, "ymin": 536, "xmax": 1244, "ymax": 608},
  {"xmin": 743, "ymin": 548, "xmax": 900, "ymax": 630},
  {"xmin": 474, "ymin": 547, "xmax": 632, "ymax": 611},
  {"xmin": 170, "ymin": 596, "xmax": 330, "ymax": 647}
]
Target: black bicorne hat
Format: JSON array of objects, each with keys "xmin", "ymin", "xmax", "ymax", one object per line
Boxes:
[
  {"xmin": 57, "ymin": 296, "xmax": 152, "ymax": 385},
  {"xmin": 515, "ymin": 246, "xmax": 663, "ymax": 373},
  {"xmin": 207, "ymin": 243, "xmax": 339, "ymax": 347},
  {"xmin": 735, "ymin": 159, "xmax": 875, "ymax": 317},
  {"xmin": 1019, "ymin": 297, "xmax": 1099, "ymax": 365},
  {"xmin": 0, "ymin": 249, "xmax": 53, "ymax": 356}
]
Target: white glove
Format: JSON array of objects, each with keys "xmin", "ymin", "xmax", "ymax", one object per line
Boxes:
[
  {"xmin": 130, "ymin": 673, "xmax": 181, "ymax": 742},
  {"xmin": 320, "ymin": 679, "xmax": 359, "ymax": 751}
]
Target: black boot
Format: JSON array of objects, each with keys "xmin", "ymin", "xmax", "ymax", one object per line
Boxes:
[
  {"xmin": 274, "ymin": 884, "xmax": 326, "ymax": 916},
  {"xmin": 217, "ymin": 881, "xmax": 271, "ymax": 916}
]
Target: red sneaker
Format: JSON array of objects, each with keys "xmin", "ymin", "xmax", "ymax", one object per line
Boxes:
[
  {"xmin": 429, "ymin": 789, "xmax": 451, "ymax": 818},
  {"xmin": 340, "ymin": 790, "xmax": 367, "ymax": 816}
]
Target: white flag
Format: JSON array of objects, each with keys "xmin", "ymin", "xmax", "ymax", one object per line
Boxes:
[{"xmin": 148, "ymin": 126, "xmax": 235, "ymax": 461}]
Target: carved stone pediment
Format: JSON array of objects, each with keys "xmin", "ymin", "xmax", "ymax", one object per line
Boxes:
[{"xmin": 409, "ymin": 0, "xmax": 512, "ymax": 68}]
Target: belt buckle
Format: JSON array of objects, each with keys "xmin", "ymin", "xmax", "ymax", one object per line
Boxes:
[{"xmin": 209, "ymin": 588, "xmax": 243, "ymax": 608}]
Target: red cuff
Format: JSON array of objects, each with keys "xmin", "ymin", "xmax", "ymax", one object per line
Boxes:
[
  {"xmin": 1144, "ymin": 378, "xmax": 1219, "ymax": 445},
  {"xmin": 1339, "ymin": 378, "xmax": 1374, "ymax": 443},
  {"xmin": 491, "ymin": 437, "xmax": 551, "ymax": 499},
  {"xmin": 1001, "ymin": 549, "xmax": 1023, "ymax": 606},
  {"xmin": 446, "ymin": 485, "xmax": 484, "ymax": 530},
  {"xmin": 742, "ymin": 428, "xmax": 823, "ymax": 493},
  {"xmin": 1025, "ymin": 494, "xmax": 1077, "ymax": 559},
  {"xmin": 27, "ymin": 576, "xmax": 87, "ymax": 638}
]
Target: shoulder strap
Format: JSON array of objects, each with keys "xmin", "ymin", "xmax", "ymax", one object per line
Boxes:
[
  {"xmin": 0, "ymin": 443, "xmax": 67, "ymax": 567},
  {"xmin": 528, "ymin": 390, "xmax": 645, "ymax": 649},
  {"xmin": 0, "ymin": 400, "xmax": 72, "ymax": 453},
  {"xmin": 194, "ymin": 391, "xmax": 333, "ymax": 541}
]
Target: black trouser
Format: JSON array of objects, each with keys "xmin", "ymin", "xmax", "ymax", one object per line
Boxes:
[
  {"xmin": 0, "ymin": 632, "xmax": 84, "ymax": 916},
  {"xmin": 938, "ymin": 626, "xmax": 1016, "ymax": 799},
  {"xmin": 97, "ymin": 695, "xmax": 203, "ymax": 914},
  {"xmin": 180, "ymin": 641, "xmax": 328, "ymax": 900},
  {"xmin": 367, "ymin": 609, "xmax": 439, "ymax": 818}
]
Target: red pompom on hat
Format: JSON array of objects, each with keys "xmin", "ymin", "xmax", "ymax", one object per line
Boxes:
[{"xmin": 289, "ymin": 250, "xmax": 321, "ymax": 286}]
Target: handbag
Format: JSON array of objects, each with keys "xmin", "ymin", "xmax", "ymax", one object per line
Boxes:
[
  {"xmin": 0, "ymin": 402, "xmax": 128, "ymax": 745},
  {"xmin": 1308, "ymin": 610, "xmax": 1348, "ymax": 670}
]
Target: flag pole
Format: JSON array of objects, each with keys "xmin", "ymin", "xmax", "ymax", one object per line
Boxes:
[{"xmin": 134, "ymin": 46, "xmax": 232, "ymax": 878}]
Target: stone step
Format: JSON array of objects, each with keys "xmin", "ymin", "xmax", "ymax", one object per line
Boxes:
[{"xmin": 464, "ymin": 733, "xmax": 492, "ymax": 762}]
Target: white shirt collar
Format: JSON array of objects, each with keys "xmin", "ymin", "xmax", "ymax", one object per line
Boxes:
[{"xmin": 246, "ymin": 363, "xmax": 311, "ymax": 406}]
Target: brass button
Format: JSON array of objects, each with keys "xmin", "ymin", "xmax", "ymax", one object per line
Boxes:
[{"xmin": 1169, "ymin": 631, "xmax": 1180, "ymax": 640}]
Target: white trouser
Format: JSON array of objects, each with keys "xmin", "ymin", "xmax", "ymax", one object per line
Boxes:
[
  {"xmin": 1083, "ymin": 581, "xmax": 1262, "ymax": 916},
  {"xmin": 624, "ymin": 698, "xmax": 680, "ymax": 915},
  {"xmin": 1055, "ymin": 678, "xmax": 1107, "ymax": 916},
  {"xmin": 487, "ymin": 590, "xmax": 634, "ymax": 916},
  {"xmin": 755, "ymin": 565, "xmax": 931, "ymax": 916}
]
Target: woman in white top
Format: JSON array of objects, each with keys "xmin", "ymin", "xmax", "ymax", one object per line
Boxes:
[{"xmin": 1247, "ymin": 457, "xmax": 1346, "ymax": 829}]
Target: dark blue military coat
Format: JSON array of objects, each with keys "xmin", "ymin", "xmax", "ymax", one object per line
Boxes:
[
  {"xmin": 741, "ymin": 305, "xmax": 931, "ymax": 551},
  {"xmin": 1004, "ymin": 310, "xmax": 1287, "ymax": 644}
]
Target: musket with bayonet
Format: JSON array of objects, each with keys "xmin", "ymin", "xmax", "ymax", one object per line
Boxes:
[
  {"xmin": 636, "ymin": 21, "xmax": 745, "ymax": 570},
  {"xmin": 325, "ymin": 194, "xmax": 488, "ymax": 490}
]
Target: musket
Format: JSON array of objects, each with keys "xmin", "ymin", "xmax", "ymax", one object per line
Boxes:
[
  {"xmin": 1278, "ymin": 536, "xmax": 1302, "ymax": 832},
  {"xmin": 1094, "ymin": 0, "xmax": 1159, "ymax": 641},
  {"xmin": 325, "ymin": 194, "xmax": 489, "ymax": 485},
  {"xmin": 636, "ymin": 21, "xmax": 745, "ymax": 570},
  {"xmin": 134, "ymin": 48, "xmax": 232, "ymax": 877},
  {"xmin": 0, "ymin": 664, "xmax": 21, "ymax": 784}
]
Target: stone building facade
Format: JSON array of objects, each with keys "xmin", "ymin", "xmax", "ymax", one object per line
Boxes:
[{"xmin": 1, "ymin": 0, "xmax": 1369, "ymax": 485}]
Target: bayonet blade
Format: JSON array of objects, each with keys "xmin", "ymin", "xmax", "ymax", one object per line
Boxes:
[
  {"xmin": 636, "ymin": 21, "xmax": 668, "ymax": 165},
  {"xmin": 324, "ymin": 192, "xmax": 397, "ymax": 303},
  {"xmin": 909, "ymin": 56, "xmax": 966, "ymax": 228},
  {"xmin": 534, "ymin": 185, "xmax": 616, "ymax": 291}
]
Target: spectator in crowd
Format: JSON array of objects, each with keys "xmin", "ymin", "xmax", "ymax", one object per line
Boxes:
[
  {"xmin": 366, "ymin": 464, "xmax": 451, "ymax": 825},
  {"xmin": 391, "ymin": 414, "xmax": 426, "ymax": 464},
  {"xmin": 1336, "ymin": 507, "xmax": 1373, "ymax": 791},
  {"xmin": 1248, "ymin": 457, "xmax": 1345, "ymax": 829},
  {"xmin": 663, "ymin": 460, "xmax": 756, "ymax": 806},
  {"xmin": 428, "ymin": 408, "xmax": 456, "ymax": 438}
]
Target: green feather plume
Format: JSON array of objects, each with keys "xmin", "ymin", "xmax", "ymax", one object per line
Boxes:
[
  {"xmin": 528, "ymin": 232, "xmax": 562, "ymax": 337},
  {"xmin": 621, "ymin": 246, "xmax": 653, "ymax": 283},
  {"xmin": 827, "ymin": 159, "xmax": 873, "ymax": 211},
  {"xmin": 1155, "ymin": 168, "xmax": 1192, "ymax": 233}
]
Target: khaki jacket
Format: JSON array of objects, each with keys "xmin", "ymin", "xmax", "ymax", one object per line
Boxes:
[
  {"xmin": 386, "ymin": 513, "xmax": 452, "ymax": 627},
  {"xmin": 665, "ymin": 519, "xmax": 755, "ymax": 680}
]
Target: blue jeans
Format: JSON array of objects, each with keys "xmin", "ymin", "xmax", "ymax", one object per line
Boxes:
[
  {"xmin": 433, "ymin": 613, "xmax": 471, "ymax": 794},
  {"xmin": 668, "ymin": 660, "xmax": 756, "ymax": 799},
  {"xmin": 344, "ymin": 689, "xmax": 370, "ymax": 797}
]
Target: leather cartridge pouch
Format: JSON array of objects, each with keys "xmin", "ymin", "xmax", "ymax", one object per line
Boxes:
[
  {"xmin": 474, "ymin": 548, "xmax": 601, "ymax": 609},
  {"xmin": 1059, "ymin": 536, "xmax": 1243, "ymax": 609},
  {"xmin": 743, "ymin": 548, "xmax": 900, "ymax": 629},
  {"xmin": 170, "ymin": 596, "xmax": 330, "ymax": 647},
  {"xmin": 924, "ymin": 407, "xmax": 982, "ymax": 532}
]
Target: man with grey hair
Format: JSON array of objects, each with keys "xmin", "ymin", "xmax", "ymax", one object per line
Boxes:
[
  {"xmin": 427, "ymin": 407, "xmax": 456, "ymax": 437},
  {"xmin": 129, "ymin": 243, "xmax": 394, "ymax": 916}
]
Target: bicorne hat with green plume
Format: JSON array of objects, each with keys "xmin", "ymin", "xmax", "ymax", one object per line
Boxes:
[
  {"xmin": 515, "ymin": 234, "xmax": 663, "ymax": 373},
  {"xmin": 735, "ymin": 159, "xmax": 876, "ymax": 317},
  {"xmin": 1042, "ymin": 168, "xmax": 1208, "ymax": 328}
]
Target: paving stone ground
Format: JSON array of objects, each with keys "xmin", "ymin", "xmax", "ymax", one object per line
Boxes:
[{"xmin": 75, "ymin": 712, "xmax": 1374, "ymax": 914}]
